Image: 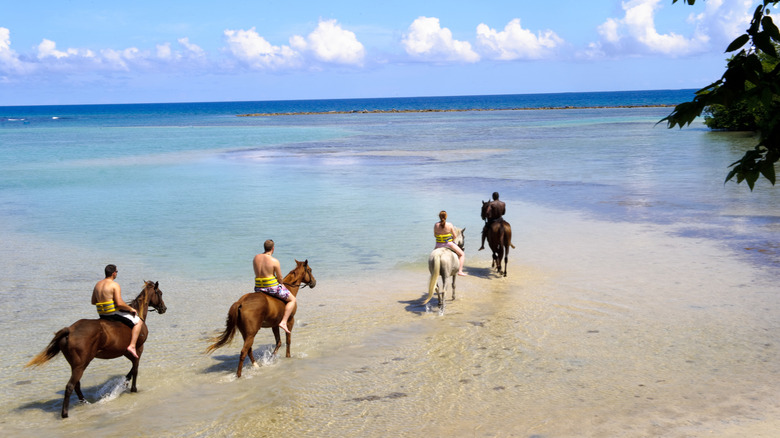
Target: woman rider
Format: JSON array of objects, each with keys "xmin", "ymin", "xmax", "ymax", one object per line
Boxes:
[{"xmin": 434, "ymin": 210, "xmax": 467, "ymax": 276}]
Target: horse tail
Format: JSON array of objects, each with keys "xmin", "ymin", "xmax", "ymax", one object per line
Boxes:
[
  {"xmin": 423, "ymin": 253, "xmax": 441, "ymax": 305},
  {"xmin": 205, "ymin": 300, "xmax": 241, "ymax": 354},
  {"xmin": 25, "ymin": 327, "xmax": 69, "ymax": 367},
  {"xmin": 504, "ymin": 221, "xmax": 515, "ymax": 249}
]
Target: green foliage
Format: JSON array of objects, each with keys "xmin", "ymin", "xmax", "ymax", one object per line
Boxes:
[
  {"xmin": 664, "ymin": 0, "xmax": 780, "ymax": 189},
  {"xmin": 703, "ymin": 102, "xmax": 761, "ymax": 130}
]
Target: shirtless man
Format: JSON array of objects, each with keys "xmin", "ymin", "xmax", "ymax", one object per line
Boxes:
[
  {"xmin": 479, "ymin": 192, "xmax": 506, "ymax": 251},
  {"xmin": 253, "ymin": 239, "xmax": 296, "ymax": 334},
  {"xmin": 91, "ymin": 264, "xmax": 143, "ymax": 358}
]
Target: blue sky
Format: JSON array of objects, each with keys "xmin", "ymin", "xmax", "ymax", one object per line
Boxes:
[{"xmin": 0, "ymin": 0, "xmax": 763, "ymax": 105}]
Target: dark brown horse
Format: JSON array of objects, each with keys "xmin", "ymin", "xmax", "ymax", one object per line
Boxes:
[
  {"xmin": 26, "ymin": 280, "xmax": 167, "ymax": 418},
  {"xmin": 482, "ymin": 200, "xmax": 515, "ymax": 277},
  {"xmin": 206, "ymin": 260, "xmax": 316, "ymax": 377}
]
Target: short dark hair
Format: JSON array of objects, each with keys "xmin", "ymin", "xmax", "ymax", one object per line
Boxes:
[
  {"xmin": 105, "ymin": 264, "xmax": 117, "ymax": 277},
  {"xmin": 492, "ymin": 192, "xmax": 500, "ymax": 200},
  {"xmin": 264, "ymin": 239, "xmax": 275, "ymax": 252}
]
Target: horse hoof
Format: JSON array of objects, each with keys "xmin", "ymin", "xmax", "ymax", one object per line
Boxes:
[{"xmin": 252, "ymin": 362, "xmax": 260, "ymax": 368}]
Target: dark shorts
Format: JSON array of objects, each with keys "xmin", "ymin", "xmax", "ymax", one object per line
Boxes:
[{"xmin": 100, "ymin": 313, "xmax": 137, "ymax": 329}]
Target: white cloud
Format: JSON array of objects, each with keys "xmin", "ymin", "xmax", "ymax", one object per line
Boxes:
[
  {"xmin": 402, "ymin": 17, "xmax": 479, "ymax": 63},
  {"xmin": 156, "ymin": 42, "xmax": 173, "ymax": 60},
  {"xmin": 156, "ymin": 38, "xmax": 206, "ymax": 63},
  {"xmin": 584, "ymin": 0, "xmax": 749, "ymax": 58},
  {"xmin": 37, "ymin": 39, "xmax": 95, "ymax": 60},
  {"xmin": 476, "ymin": 19, "xmax": 563, "ymax": 60},
  {"xmin": 224, "ymin": 20, "xmax": 365, "ymax": 69},
  {"xmin": 692, "ymin": 0, "xmax": 753, "ymax": 46},
  {"xmin": 178, "ymin": 37, "xmax": 206, "ymax": 59},
  {"xmin": 291, "ymin": 19, "xmax": 365, "ymax": 65},
  {"xmin": 223, "ymin": 27, "xmax": 302, "ymax": 69},
  {"xmin": 0, "ymin": 27, "xmax": 28, "ymax": 74}
]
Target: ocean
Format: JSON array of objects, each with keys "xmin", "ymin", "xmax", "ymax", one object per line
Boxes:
[{"xmin": 1, "ymin": 90, "xmax": 779, "ymax": 437}]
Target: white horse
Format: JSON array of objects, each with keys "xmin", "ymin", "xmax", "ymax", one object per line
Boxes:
[{"xmin": 423, "ymin": 226, "xmax": 465, "ymax": 313}]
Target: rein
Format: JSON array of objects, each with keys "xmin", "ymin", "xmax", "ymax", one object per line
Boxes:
[
  {"xmin": 129, "ymin": 283, "xmax": 159, "ymax": 321},
  {"xmin": 282, "ymin": 265, "xmax": 311, "ymax": 290}
]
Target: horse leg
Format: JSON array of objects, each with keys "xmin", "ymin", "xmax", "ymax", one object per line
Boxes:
[
  {"xmin": 271, "ymin": 326, "xmax": 282, "ymax": 356},
  {"xmin": 437, "ymin": 277, "xmax": 445, "ymax": 312},
  {"xmin": 74, "ymin": 381, "xmax": 86, "ymax": 403},
  {"xmin": 237, "ymin": 332, "xmax": 257, "ymax": 378},
  {"xmin": 62, "ymin": 365, "xmax": 87, "ymax": 418},
  {"xmin": 451, "ymin": 272, "xmax": 457, "ymax": 301},
  {"xmin": 503, "ymin": 242, "xmax": 509, "ymax": 277},
  {"xmin": 284, "ymin": 319, "xmax": 294, "ymax": 358},
  {"xmin": 124, "ymin": 350, "xmax": 142, "ymax": 392}
]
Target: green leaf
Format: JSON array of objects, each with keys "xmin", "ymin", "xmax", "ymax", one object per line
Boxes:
[
  {"xmin": 726, "ymin": 34, "xmax": 750, "ymax": 52},
  {"xmin": 754, "ymin": 32, "xmax": 777, "ymax": 57},
  {"xmin": 762, "ymin": 16, "xmax": 780, "ymax": 42},
  {"xmin": 760, "ymin": 160, "xmax": 777, "ymax": 185},
  {"xmin": 725, "ymin": 168, "xmax": 738, "ymax": 184},
  {"xmin": 746, "ymin": 169, "xmax": 759, "ymax": 190}
]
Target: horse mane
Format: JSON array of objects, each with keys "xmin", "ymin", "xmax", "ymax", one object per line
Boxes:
[
  {"xmin": 128, "ymin": 281, "xmax": 152, "ymax": 310},
  {"xmin": 282, "ymin": 260, "xmax": 305, "ymax": 286}
]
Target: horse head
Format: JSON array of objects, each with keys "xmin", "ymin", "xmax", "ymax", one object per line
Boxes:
[
  {"xmin": 454, "ymin": 226, "xmax": 466, "ymax": 251},
  {"xmin": 146, "ymin": 280, "xmax": 167, "ymax": 314},
  {"xmin": 481, "ymin": 200, "xmax": 489, "ymax": 220},
  {"xmin": 296, "ymin": 259, "xmax": 317, "ymax": 289}
]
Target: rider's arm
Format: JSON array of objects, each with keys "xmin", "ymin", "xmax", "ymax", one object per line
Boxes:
[
  {"xmin": 113, "ymin": 286, "xmax": 137, "ymax": 316},
  {"xmin": 274, "ymin": 262, "xmax": 284, "ymax": 285}
]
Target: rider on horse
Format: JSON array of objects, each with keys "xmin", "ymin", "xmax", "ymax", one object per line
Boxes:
[
  {"xmin": 253, "ymin": 239, "xmax": 296, "ymax": 334},
  {"xmin": 91, "ymin": 264, "xmax": 144, "ymax": 358},
  {"xmin": 479, "ymin": 192, "xmax": 506, "ymax": 251},
  {"xmin": 434, "ymin": 211, "xmax": 467, "ymax": 276}
]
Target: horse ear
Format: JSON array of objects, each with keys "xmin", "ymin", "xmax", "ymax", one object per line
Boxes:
[
  {"xmin": 303, "ymin": 259, "xmax": 308, "ymax": 266},
  {"xmin": 155, "ymin": 281, "xmax": 159, "ymax": 288}
]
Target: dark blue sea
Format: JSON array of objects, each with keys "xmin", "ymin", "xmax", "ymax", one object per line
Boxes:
[{"xmin": 0, "ymin": 89, "xmax": 695, "ymax": 126}]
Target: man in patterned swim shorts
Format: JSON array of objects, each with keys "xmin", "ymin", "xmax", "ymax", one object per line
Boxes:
[{"xmin": 253, "ymin": 239, "xmax": 296, "ymax": 334}]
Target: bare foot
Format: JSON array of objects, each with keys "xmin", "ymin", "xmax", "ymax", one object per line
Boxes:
[
  {"xmin": 457, "ymin": 272, "xmax": 468, "ymax": 276},
  {"xmin": 478, "ymin": 246, "xmax": 485, "ymax": 251},
  {"xmin": 126, "ymin": 346, "xmax": 139, "ymax": 359},
  {"xmin": 279, "ymin": 322, "xmax": 291, "ymax": 334}
]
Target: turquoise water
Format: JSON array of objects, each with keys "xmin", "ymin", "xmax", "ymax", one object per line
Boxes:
[
  {"xmin": 2, "ymin": 91, "xmax": 779, "ymax": 436},
  {"xmin": 1, "ymin": 92, "xmax": 776, "ymax": 281}
]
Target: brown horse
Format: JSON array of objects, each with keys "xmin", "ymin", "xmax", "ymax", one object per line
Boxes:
[
  {"xmin": 26, "ymin": 280, "xmax": 167, "ymax": 418},
  {"xmin": 206, "ymin": 260, "xmax": 316, "ymax": 377},
  {"xmin": 481, "ymin": 200, "xmax": 515, "ymax": 277}
]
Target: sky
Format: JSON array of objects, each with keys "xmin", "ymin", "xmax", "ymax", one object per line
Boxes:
[{"xmin": 0, "ymin": 0, "xmax": 766, "ymax": 105}]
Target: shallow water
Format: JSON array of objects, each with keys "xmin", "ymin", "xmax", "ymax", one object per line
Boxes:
[{"xmin": 1, "ymin": 105, "xmax": 779, "ymax": 437}]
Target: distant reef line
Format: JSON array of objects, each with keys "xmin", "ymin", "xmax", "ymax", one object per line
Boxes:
[{"xmin": 237, "ymin": 104, "xmax": 676, "ymax": 117}]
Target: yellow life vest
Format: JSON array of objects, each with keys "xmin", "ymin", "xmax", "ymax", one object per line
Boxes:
[
  {"xmin": 95, "ymin": 300, "xmax": 116, "ymax": 315},
  {"xmin": 255, "ymin": 277, "xmax": 279, "ymax": 288},
  {"xmin": 435, "ymin": 233, "xmax": 453, "ymax": 243}
]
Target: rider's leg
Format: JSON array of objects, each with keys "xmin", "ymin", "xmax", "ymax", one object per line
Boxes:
[
  {"xmin": 448, "ymin": 242, "xmax": 467, "ymax": 276},
  {"xmin": 127, "ymin": 321, "xmax": 143, "ymax": 358},
  {"xmin": 479, "ymin": 222, "xmax": 488, "ymax": 250},
  {"xmin": 279, "ymin": 294, "xmax": 297, "ymax": 334}
]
